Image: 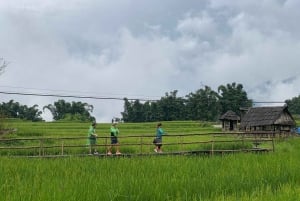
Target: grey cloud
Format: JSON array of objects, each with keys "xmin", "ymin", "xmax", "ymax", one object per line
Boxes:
[{"xmin": 1, "ymin": 0, "xmax": 300, "ymax": 121}]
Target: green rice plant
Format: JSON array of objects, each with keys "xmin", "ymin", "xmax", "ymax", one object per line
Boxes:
[
  {"xmin": 1, "ymin": 144, "xmax": 300, "ymax": 201},
  {"xmin": 1, "ymin": 119, "xmax": 300, "ymax": 200}
]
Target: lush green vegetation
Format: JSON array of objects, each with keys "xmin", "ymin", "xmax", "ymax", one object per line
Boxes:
[
  {"xmin": 2, "ymin": 82, "xmax": 300, "ymax": 124},
  {"xmin": 1, "ymin": 120, "xmax": 264, "ymax": 156},
  {"xmin": 1, "ymin": 137, "xmax": 300, "ymax": 201},
  {"xmin": 0, "ymin": 99, "xmax": 95, "ymax": 122},
  {"xmin": 122, "ymin": 83, "xmax": 252, "ymax": 122},
  {"xmin": 0, "ymin": 82, "xmax": 254, "ymax": 122},
  {"xmin": 1, "ymin": 120, "xmax": 300, "ymax": 200},
  {"xmin": 2, "ymin": 119, "xmax": 220, "ymax": 137}
]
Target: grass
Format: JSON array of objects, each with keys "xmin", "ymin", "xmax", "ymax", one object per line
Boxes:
[
  {"xmin": 1, "ymin": 119, "xmax": 300, "ymax": 200},
  {"xmin": 1, "ymin": 140, "xmax": 300, "ymax": 201},
  {"xmin": 1, "ymin": 120, "xmax": 228, "ymax": 156}
]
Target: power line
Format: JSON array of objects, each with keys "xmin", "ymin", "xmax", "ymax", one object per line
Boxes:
[
  {"xmin": 0, "ymin": 91, "xmax": 156, "ymax": 102},
  {"xmin": 0, "ymin": 91, "xmax": 286, "ymax": 104},
  {"xmin": 253, "ymin": 101, "xmax": 285, "ymax": 104},
  {"xmin": 0, "ymin": 85, "xmax": 162, "ymax": 99}
]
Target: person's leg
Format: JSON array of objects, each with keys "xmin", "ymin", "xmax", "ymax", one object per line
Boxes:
[
  {"xmin": 157, "ymin": 143, "xmax": 162, "ymax": 153},
  {"xmin": 156, "ymin": 139, "xmax": 162, "ymax": 153},
  {"xmin": 158, "ymin": 145, "xmax": 162, "ymax": 153},
  {"xmin": 107, "ymin": 137, "xmax": 113, "ymax": 155},
  {"xmin": 154, "ymin": 144, "xmax": 158, "ymax": 152},
  {"xmin": 111, "ymin": 137, "xmax": 121, "ymax": 154},
  {"xmin": 93, "ymin": 145, "xmax": 98, "ymax": 154},
  {"xmin": 89, "ymin": 139, "xmax": 96, "ymax": 154},
  {"xmin": 89, "ymin": 145, "xmax": 92, "ymax": 154},
  {"xmin": 107, "ymin": 145, "xmax": 112, "ymax": 155},
  {"xmin": 93, "ymin": 140, "xmax": 98, "ymax": 154},
  {"xmin": 116, "ymin": 143, "xmax": 121, "ymax": 154}
]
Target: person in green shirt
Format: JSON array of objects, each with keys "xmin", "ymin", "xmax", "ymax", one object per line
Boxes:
[
  {"xmin": 107, "ymin": 122, "xmax": 121, "ymax": 155},
  {"xmin": 87, "ymin": 122, "xmax": 98, "ymax": 154}
]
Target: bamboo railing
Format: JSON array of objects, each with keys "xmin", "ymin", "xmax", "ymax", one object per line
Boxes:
[{"xmin": 0, "ymin": 132, "xmax": 275, "ymax": 157}]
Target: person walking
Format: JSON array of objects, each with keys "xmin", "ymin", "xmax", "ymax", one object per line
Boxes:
[
  {"xmin": 153, "ymin": 122, "xmax": 165, "ymax": 153},
  {"xmin": 87, "ymin": 122, "xmax": 98, "ymax": 155},
  {"xmin": 107, "ymin": 122, "xmax": 121, "ymax": 155}
]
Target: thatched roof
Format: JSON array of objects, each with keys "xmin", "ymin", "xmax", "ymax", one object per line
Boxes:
[
  {"xmin": 219, "ymin": 110, "xmax": 240, "ymax": 121},
  {"xmin": 240, "ymin": 106, "xmax": 295, "ymax": 128}
]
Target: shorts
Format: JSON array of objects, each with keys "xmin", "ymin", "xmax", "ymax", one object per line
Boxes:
[
  {"xmin": 153, "ymin": 138, "xmax": 162, "ymax": 146},
  {"xmin": 88, "ymin": 138, "xmax": 96, "ymax": 145},
  {"xmin": 111, "ymin": 136, "xmax": 118, "ymax": 144}
]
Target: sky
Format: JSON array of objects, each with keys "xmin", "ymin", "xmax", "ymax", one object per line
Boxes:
[{"xmin": 1, "ymin": 0, "xmax": 300, "ymax": 122}]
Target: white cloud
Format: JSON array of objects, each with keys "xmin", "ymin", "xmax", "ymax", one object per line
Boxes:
[
  {"xmin": 177, "ymin": 12, "xmax": 217, "ymax": 40},
  {"xmin": 1, "ymin": 0, "xmax": 300, "ymax": 122}
]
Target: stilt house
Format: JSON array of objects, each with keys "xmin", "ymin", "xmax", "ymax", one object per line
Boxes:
[
  {"xmin": 239, "ymin": 106, "xmax": 295, "ymax": 132},
  {"xmin": 219, "ymin": 110, "xmax": 240, "ymax": 131}
]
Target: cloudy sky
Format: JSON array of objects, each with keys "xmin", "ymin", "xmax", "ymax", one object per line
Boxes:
[{"xmin": 1, "ymin": 0, "xmax": 300, "ymax": 122}]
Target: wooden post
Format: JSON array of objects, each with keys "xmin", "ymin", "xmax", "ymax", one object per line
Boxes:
[
  {"xmin": 211, "ymin": 134, "xmax": 214, "ymax": 156},
  {"xmin": 241, "ymin": 132, "xmax": 245, "ymax": 148},
  {"xmin": 39, "ymin": 139, "xmax": 43, "ymax": 156},
  {"xmin": 105, "ymin": 137, "xmax": 108, "ymax": 154},
  {"xmin": 140, "ymin": 136, "xmax": 143, "ymax": 155},
  {"xmin": 272, "ymin": 138, "xmax": 275, "ymax": 152},
  {"xmin": 180, "ymin": 136, "xmax": 183, "ymax": 153},
  {"xmin": 61, "ymin": 140, "xmax": 64, "ymax": 155}
]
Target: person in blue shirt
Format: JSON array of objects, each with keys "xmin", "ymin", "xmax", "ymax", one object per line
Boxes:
[{"xmin": 153, "ymin": 123, "xmax": 165, "ymax": 153}]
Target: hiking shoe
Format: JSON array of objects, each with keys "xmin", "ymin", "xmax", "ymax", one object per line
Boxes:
[
  {"xmin": 154, "ymin": 149, "xmax": 158, "ymax": 153},
  {"xmin": 116, "ymin": 152, "xmax": 122, "ymax": 155},
  {"xmin": 94, "ymin": 151, "xmax": 99, "ymax": 155},
  {"xmin": 107, "ymin": 152, "xmax": 112, "ymax": 156}
]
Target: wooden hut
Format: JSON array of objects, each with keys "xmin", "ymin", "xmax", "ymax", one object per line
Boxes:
[
  {"xmin": 219, "ymin": 110, "xmax": 240, "ymax": 131},
  {"xmin": 239, "ymin": 106, "xmax": 295, "ymax": 133}
]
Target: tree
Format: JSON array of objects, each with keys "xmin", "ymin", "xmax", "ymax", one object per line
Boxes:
[
  {"xmin": 121, "ymin": 98, "xmax": 133, "ymax": 122},
  {"xmin": 0, "ymin": 58, "xmax": 8, "ymax": 127},
  {"xmin": 0, "ymin": 100, "xmax": 43, "ymax": 121},
  {"xmin": 218, "ymin": 82, "xmax": 253, "ymax": 115},
  {"xmin": 186, "ymin": 86, "xmax": 220, "ymax": 121},
  {"xmin": 285, "ymin": 95, "xmax": 300, "ymax": 114},
  {"xmin": 43, "ymin": 100, "xmax": 95, "ymax": 121},
  {"xmin": 158, "ymin": 90, "xmax": 186, "ymax": 121},
  {"xmin": 121, "ymin": 91, "xmax": 187, "ymax": 122},
  {"xmin": 121, "ymin": 84, "xmax": 253, "ymax": 122},
  {"xmin": 0, "ymin": 58, "xmax": 7, "ymax": 75},
  {"xmin": 121, "ymin": 98, "xmax": 146, "ymax": 122}
]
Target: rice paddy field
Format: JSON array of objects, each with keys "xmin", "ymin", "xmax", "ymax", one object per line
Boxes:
[{"xmin": 1, "ymin": 119, "xmax": 300, "ymax": 201}]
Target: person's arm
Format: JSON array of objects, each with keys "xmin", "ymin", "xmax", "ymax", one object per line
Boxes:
[{"xmin": 89, "ymin": 127, "xmax": 97, "ymax": 137}]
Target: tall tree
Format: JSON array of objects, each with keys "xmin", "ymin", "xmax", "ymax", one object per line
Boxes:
[
  {"xmin": 43, "ymin": 100, "xmax": 95, "ymax": 121},
  {"xmin": 121, "ymin": 99, "xmax": 145, "ymax": 122},
  {"xmin": 121, "ymin": 98, "xmax": 133, "ymax": 122},
  {"xmin": 218, "ymin": 82, "xmax": 253, "ymax": 115},
  {"xmin": 0, "ymin": 100, "xmax": 43, "ymax": 121},
  {"xmin": 186, "ymin": 86, "xmax": 220, "ymax": 121},
  {"xmin": 285, "ymin": 95, "xmax": 300, "ymax": 114},
  {"xmin": 121, "ymin": 84, "xmax": 253, "ymax": 122},
  {"xmin": 132, "ymin": 100, "xmax": 144, "ymax": 122},
  {"xmin": 158, "ymin": 90, "xmax": 186, "ymax": 121}
]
